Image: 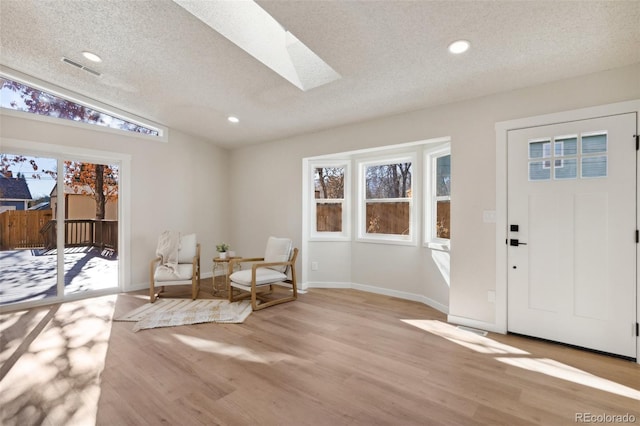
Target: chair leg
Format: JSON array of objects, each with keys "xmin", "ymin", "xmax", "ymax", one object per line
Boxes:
[
  {"xmin": 191, "ymin": 276, "xmax": 199, "ymax": 300},
  {"xmin": 251, "ymin": 288, "xmax": 259, "ymax": 311},
  {"xmin": 150, "ymin": 285, "xmax": 156, "ymax": 303}
]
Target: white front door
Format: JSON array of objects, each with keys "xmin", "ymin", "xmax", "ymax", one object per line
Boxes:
[{"xmin": 507, "ymin": 112, "xmax": 637, "ymax": 358}]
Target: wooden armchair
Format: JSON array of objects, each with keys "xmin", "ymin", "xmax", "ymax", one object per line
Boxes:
[
  {"xmin": 228, "ymin": 237, "xmax": 298, "ymax": 311},
  {"xmin": 149, "ymin": 232, "xmax": 201, "ymax": 303}
]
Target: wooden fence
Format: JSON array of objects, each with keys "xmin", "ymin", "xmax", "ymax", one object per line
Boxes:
[
  {"xmin": 317, "ymin": 201, "xmax": 451, "ymax": 238},
  {"xmin": 0, "ymin": 210, "xmax": 117, "ymax": 251},
  {"xmin": 0, "ymin": 209, "xmax": 53, "ymax": 249},
  {"xmin": 315, "ymin": 202, "xmax": 412, "ymax": 235},
  {"xmin": 366, "ymin": 202, "xmax": 410, "ymax": 235}
]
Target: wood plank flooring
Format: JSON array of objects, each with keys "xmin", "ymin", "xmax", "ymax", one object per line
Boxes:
[{"xmin": 1, "ymin": 280, "xmax": 639, "ymax": 425}]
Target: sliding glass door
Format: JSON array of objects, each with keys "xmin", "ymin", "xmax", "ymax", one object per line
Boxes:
[
  {"xmin": 62, "ymin": 160, "xmax": 119, "ymax": 296},
  {"xmin": 0, "ymin": 154, "xmax": 58, "ymax": 305},
  {"xmin": 0, "ymin": 152, "xmax": 120, "ymax": 308}
]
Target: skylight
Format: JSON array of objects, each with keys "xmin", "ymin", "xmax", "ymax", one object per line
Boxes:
[{"xmin": 172, "ymin": 0, "xmax": 341, "ymax": 91}]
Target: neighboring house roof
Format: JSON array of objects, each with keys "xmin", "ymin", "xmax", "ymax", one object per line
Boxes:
[
  {"xmin": 49, "ymin": 183, "xmax": 118, "ymax": 197},
  {"xmin": 0, "ymin": 174, "xmax": 33, "ymax": 200},
  {"xmin": 28, "ymin": 201, "xmax": 51, "ymax": 210}
]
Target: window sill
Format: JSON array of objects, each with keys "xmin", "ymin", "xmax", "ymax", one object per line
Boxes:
[
  {"xmin": 356, "ymin": 236, "xmax": 417, "ymax": 247},
  {"xmin": 309, "ymin": 235, "xmax": 351, "ymax": 242},
  {"xmin": 426, "ymin": 242, "xmax": 450, "ymax": 252}
]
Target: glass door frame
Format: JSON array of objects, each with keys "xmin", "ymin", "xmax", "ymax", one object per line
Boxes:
[{"xmin": 0, "ymin": 137, "xmax": 130, "ymax": 312}]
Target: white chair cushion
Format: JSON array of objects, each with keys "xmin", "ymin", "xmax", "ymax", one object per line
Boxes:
[
  {"xmin": 177, "ymin": 233, "xmax": 197, "ymax": 263},
  {"xmin": 154, "ymin": 264, "xmax": 194, "ymax": 282},
  {"xmin": 230, "ymin": 268, "xmax": 287, "ymax": 286},
  {"xmin": 264, "ymin": 236, "xmax": 292, "ymax": 273}
]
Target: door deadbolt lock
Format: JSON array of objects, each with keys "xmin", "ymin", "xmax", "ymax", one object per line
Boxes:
[{"xmin": 510, "ymin": 239, "xmax": 527, "ymax": 246}]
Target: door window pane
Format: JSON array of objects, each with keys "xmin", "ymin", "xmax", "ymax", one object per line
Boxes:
[
  {"xmin": 529, "ymin": 161, "xmax": 551, "ymax": 181},
  {"xmin": 62, "ymin": 161, "xmax": 119, "ymax": 296},
  {"xmin": 0, "ymin": 154, "xmax": 58, "ymax": 305},
  {"xmin": 529, "ymin": 140, "xmax": 551, "ymax": 159},
  {"xmin": 555, "ymin": 137, "xmax": 577, "ymax": 156},
  {"xmin": 582, "ymin": 134, "xmax": 607, "ymax": 154},
  {"xmin": 555, "ymin": 159, "xmax": 577, "ymax": 180},
  {"xmin": 581, "ymin": 156, "xmax": 607, "ymax": 178}
]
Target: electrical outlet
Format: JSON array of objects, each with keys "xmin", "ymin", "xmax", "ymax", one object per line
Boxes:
[
  {"xmin": 311, "ymin": 261, "xmax": 319, "ymax": 271},
  {"xmin": 487, "ymin": 290, "xmax": 496, "ymax": 303}
]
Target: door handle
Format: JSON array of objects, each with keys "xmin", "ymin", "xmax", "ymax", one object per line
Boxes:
[{"xmin": 510, "ymin": 239, "xmax": 527, "ymax": 246}]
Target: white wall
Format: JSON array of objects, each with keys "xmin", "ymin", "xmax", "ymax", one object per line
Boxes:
[
  {"xmin": 0, "ymin": 113, "xmax": 230, "ymax": 290},
  {"xmin": 2, "ymin": 63, "xmax": 637, "ymax": 326},
  {"xmin": 229, "ymin": 63, "xmax": 640, "ymax": 328}
]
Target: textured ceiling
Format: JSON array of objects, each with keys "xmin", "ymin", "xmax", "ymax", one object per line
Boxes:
[{"xmin": 1, "ymin": 0, "xmax": 639, "ymax": 149}]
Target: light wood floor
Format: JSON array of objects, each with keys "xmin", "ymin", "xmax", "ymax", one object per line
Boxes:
[{"xmin": 1, "ymin": 279, "xmax": 639, "ymax": 425}]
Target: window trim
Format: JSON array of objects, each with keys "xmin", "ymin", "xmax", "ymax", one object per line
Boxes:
[
  {"xmin": 0, "ymin": 67, "xmax": 168, "ymax": 142},
  {"xmin": 309, "ymin": 160, "xmax": 351, "ymax": 241},
  {"xmin": 356, "ymin": 153, "xmax": 417, "ymax": 245},
  {"xmin": 424, "ymin": 145, "xmax": 451, "ymax": 250}
]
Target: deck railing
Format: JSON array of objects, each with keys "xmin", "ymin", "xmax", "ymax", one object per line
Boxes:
[{"xmin": 40, "ymin": 219, "xmax": 118, "ymax": 252}]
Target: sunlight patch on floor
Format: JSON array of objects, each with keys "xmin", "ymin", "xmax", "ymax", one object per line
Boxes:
[
  {"xmin": 403, "ymin": 319, "xmax": 640, "ymax": 401},
  {"xmin": 402, "ymin": 319, "xmax": 529, "ymax": 355},
  {"xmin": 496, "ymin": 356, "xmax": 640, "ymax": 401},
  {"xmin": 173, "ymin": 333, "xmax": 299, "ymax": 365},
  {"xmin": 0, "ymin": 295, "xmax": 116, "ymax": 425}
]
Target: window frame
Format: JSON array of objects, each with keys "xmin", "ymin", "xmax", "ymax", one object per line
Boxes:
[
  {"xmin": 0, "ymin": 69, "xmax": 168, "ymax": 142},
  {"xmin": 424, "ymin": 145, "xmax": 451, "ymax": 250},
  {"xmin": 309, "ymin": 160, "xmax": 351, "ymax": 241},
  {"xmin": 356, "ymin": 153, "xmax": 417, "ymax": 245}
]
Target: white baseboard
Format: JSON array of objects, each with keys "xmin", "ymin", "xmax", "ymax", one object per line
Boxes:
[
  {"xmin": 304, "ymin": 281, "xmax": 351, "ymax": 289},
  {"xmin": 447, "ymin": 315, "xmax": 505, "ymax": 334},
  {"xmin": 305, "ymin": 281, "xmax": 449, "ymax": 314}
]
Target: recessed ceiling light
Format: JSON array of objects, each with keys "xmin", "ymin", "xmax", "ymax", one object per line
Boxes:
[
  {"xmin": 82, "ymin": 51, "xmax": 102, "ymax": 63},
  {"xmin": 448, "ymin": 40, "xmax": 470, "ymax": 54},
  {"xmin": 227, "ymin": 116, "xmax": 239, "ymax": 124}
]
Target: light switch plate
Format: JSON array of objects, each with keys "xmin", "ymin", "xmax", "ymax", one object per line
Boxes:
[{"xmin": 483, "ymin": 210, "xmax": 497, "ymax": 223}]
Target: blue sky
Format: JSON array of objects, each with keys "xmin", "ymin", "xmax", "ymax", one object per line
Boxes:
[{"xmin": 4, "ymin": 154, "xmax": 57, "ymax": 199}]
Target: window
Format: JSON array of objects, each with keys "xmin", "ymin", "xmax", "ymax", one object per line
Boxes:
[
  {"xmin": 358, "ymin": 155, "xmax": 415, "ymax": 243},
  {"xmin": 553, "ymin": 136, "xmax": 577, "ymax": 179},
  {"xmin": 528, "ymin": 139, "xmax": 552, "ymax": 180},
  {"xmin": 528, "ymin": 133, "xmax": 606, "ymax": 181},
  {"xmin": 425, "ymin": 146, "xmax": 451, "ymax": 247},
  {"xmin": 581, "ymin": 132, "xmax": 607, "ymax": 178},
  {"xmin": 0, "ymin": 75, "xmax": 163, "ymax": 138},
  {"xmin": 310, "ymin": 162, "xmax": 349, "ymax": 239}
]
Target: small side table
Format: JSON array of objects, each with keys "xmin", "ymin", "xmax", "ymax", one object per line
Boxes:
[{"xmin": 212, "ymin": 256, "xmax": 240, "ymax": 298}]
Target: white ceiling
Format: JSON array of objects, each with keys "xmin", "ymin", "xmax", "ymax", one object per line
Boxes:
[{"xmin": 1, "ymin": 0, "xmax": 639, "ymax": 149}]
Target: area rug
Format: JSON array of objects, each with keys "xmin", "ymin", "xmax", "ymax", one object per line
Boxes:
[{"xmin": 115, "ymin": 299, "xmax": 252, "ymax": 332}]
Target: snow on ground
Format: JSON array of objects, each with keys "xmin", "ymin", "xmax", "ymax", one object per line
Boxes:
[{"xmin": 0, "ymin": 247, "xmax": 118, "ymax": 305}]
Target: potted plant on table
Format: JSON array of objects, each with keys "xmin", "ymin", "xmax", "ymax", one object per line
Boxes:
[{"xmin": 216, "ymin": 242, "xmax": 230, "ymax": 259}]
